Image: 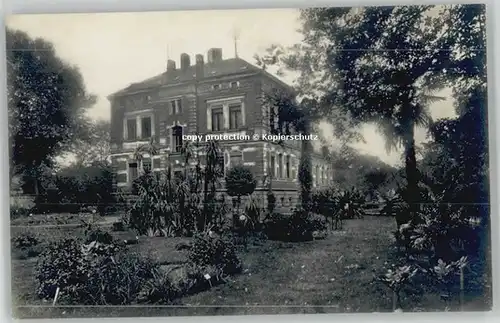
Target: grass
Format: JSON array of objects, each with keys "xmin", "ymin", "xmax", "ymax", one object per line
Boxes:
[{"xmin": 10, "ymin": 216, "xmax": 492, "ymax": 318}]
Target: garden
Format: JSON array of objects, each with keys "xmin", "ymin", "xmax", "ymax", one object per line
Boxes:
[{"xmin": 10, "ymin": 139, "xmax": 492, "ymax": 318}]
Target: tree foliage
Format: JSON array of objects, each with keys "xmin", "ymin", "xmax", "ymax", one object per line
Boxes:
[
  {"xmin": 72, "ymin": 120, "xmax": 111, "ymax": 167},
  {"xmin": 225, "ymin": 165, "xmax": 257, "ymax": 199},
  {"xmin": 256, "ymin": 5, "xmax": 485, "ymax": 226},
  {"xmin": 7, "ymin": 28, "xmax": 96, "ymax": 190}
]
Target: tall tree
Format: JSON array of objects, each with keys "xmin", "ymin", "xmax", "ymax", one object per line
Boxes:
[
  {"xmin": 7, "ymin": 28, "xmax": 96, "ymax": 194},
  {"xmin": 263, "ymin": 89, "xmax": 316, "ymax": 210},
  {"xmin": 425, "ymin": 4, "xmax": 487, "ymax": 210},
  {"xmin": 72, "ymin": 120, "xmax": 111, "ymax": 167},
  {"xmin": 258, "ymin": 6, "xmax": 456, "ymax": 225},
  {"xmin": 424, "ymin": 4, "xmax": 488, "ymax": 263}
]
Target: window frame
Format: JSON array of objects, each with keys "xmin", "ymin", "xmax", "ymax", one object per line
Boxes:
[
  {"xmin": 229, "ymin": 103, "xmax": 242, "ymax": 130},
  {"xmin": 229, "ymin": 151, "xmax": 244, "ymax": 167},
  {"xmin": 277, "ymin": 154, "xmax": 283, "ymax": 179},
  {"xmin": 171, "ymin": 125, "xmax": 184, "ymax": 153},
  {"xmin": 206, "ymin": 96, "xmax": 245, "ymax": 131},
  {"xmin": 126, "ymin": 118, "xmax": 137, "ymax": 140},
  {"xmin": 141, "ymin": 116, "xmax": 152, "ymax": 139},
  {"xmin": 169, "ymin": 98, "xmax": 182, "ymax": 115},
  {"xmin": 285, "ymin": 155, "xmax": 290, "ymax": 178},
  {"xmin": 123, "ymin": 109, "xmax": 155, "ymax": 141},
  {"xmin": 270, "ymin": 155, "xmax": 276, "ymax": 178},
  {"xmin": 211, "ymin": 106, "xmax": 224, "ymax": 132},
  {"xmin": 128, "ymin": 161, "xmax": 139, "ymax": 184}
]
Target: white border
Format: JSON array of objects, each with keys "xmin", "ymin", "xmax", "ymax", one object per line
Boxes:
[{"xmin": 0, "ymin": 1, "xmax": 498, "ymax": 323}]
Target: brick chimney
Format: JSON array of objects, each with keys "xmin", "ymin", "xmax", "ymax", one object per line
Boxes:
[
  {"xmin": 195, "ymin": 54, "xmax": 204, "ymax": 78},
  {"xmin": 167, "ymin": 59, "xmax": 176, "ymax": 72},
  {"xmin": 207, "ymin": 48, "xmax": 222, "ymax": 63},
  {"xmin": 180, "ymin": 53, "xmax": 191, "ymax": 71}
]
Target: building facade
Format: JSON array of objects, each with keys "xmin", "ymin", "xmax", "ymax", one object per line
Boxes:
[{"xmin": 108, "ymin": 48, "xmax": 333, "ymax": 209}]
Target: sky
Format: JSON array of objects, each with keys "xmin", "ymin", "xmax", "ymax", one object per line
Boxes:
[{"xmin": 6, "ymin": 8, "xmax": 457, "ymax": 167}]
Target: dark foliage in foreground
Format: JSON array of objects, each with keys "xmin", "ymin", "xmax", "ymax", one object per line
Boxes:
[
  {"xmin": 187, "ymin": 233, "xmax": 242, "ymax": 275},
  {"xmin": 32, "ymin": 164, "xmax": 115, "ymax": 215},
  {"xmin": 264, "ymin": 208, "xmax": 327, "ymax": 242}
]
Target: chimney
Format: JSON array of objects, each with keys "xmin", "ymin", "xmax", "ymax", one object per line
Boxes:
[
  {"xmin": 195, "ymin": 54, "xmax": 204, "ymax": 78},
  {"xmin": 207, "ymin": 48, "xmax": 223, "ymax": 63},
  {"xmin": 167, "ymin": 59, "xmax": 176, "ymax": 72},
  {"xmin": 180, "ymin": 53, "xmax": 191, "ymax": 71}
]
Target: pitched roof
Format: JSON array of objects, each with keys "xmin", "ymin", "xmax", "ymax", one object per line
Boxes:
[{"xmin": 109, "ymin": 57, "xmax": 293, "ymax": 98}]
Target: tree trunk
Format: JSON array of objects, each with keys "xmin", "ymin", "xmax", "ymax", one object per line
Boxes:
[
  {"xmin": 402, "ymin": 119, "xmax": 419, "ymax": 225},
  {"xmin": 33, "ymin": 174, "xmax": 39, "ymax": 196},
  {"xmin": 299, "ymin": 119, "xmax": 313, "ymax": 211}
]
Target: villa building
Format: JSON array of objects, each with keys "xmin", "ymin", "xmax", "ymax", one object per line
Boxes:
[{"xmin": 107, "ymin": 48, "xmax": 333, "ymax": 208}]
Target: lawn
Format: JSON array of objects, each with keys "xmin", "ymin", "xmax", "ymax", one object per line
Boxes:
[{"xmin": 10, "ymin": 216, "xmax": 492, "ymax": 319}]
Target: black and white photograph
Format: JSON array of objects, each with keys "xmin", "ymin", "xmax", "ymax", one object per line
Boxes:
[{"xmin": 5, "ymin": 4, "xmax": 491, "ymax": 319}]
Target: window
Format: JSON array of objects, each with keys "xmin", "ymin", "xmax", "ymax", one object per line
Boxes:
[
  {"xmin": 170, "ymin": 99, "xmax": 182, "ymax": 115},
  {"xmin": 283, "ymin": 121, "xmax": 291, "ymax": 135},
  {"xmin": 116, "ymin": 173, "xmax": 127, "ymax": 183},
  {"xmin": 142, "ymin": 158, "xmax": 152, "ymax": 173},
  {"xmin": 229, "ymin": 104, "xmax": 242, "ymax": 130},
  {"xmin": 285, "ymin": 155, "xmax": 290, "ymax": 178},
  {"xmin": 141, "ymin": 116, "xmax": 152, "ymax": 139},
  {"xmin": 172, "ymin": 126, "xmax": 183, "ymax": 152},
  {"xmin": 230, "ymin": 81, "xmax": 239, "ymax": 89},
  {"xmin": 129, "ymin": 162, "xmax": 138, "ymax": 183},
  {"xmin": 270, "ymin": 155, "xmax": 276, "ymax": 178},
  {"xmin": 211, "ymin": 106, "xmax": 224, "ymax": 131},
  {"xmin": 207, "ymin": 97, "xmax": 245, "ymax": 131},
  {"xmin": 230, "ymin": 152, "xmax": 243, "ymax": 166},
  {"xmin": 212, "ymin": 84, "xmax": 221, "ymax": 90},
  {"xmin": 117, "ymin": 160, "xmax": 127, "ymax": 171},
  {"xmin": 126, "ymin": 118, "xmax": 137, "ymax": 140},
  {"xmin": 277, "ymin": 154, "xmax": 283, "ymax": 178},
  {"xmin": 151, "ymin": 158, "xmax": 160, "ymax": 170}
]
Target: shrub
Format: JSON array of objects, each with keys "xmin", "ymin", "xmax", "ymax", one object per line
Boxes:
[
  {"xmin": 112, "ymin": 221, "xmax": 126, "ymax": 232},
  {"xmin": 264, "ymin": 208, "xmax": 327, "ymax": 242},
  {"xmin": 83, "ymin": 252, "xmax": 158, "ymax": 305},
  {"xmin": 12, "ymin": 231, "xmax": 39, "ymax": 249},
  {"xmin": 311, "ymin": 188, "xmax": 338, "ymax": 217},
  {"xmin": 267, "ymin": 192, "xmax": 276, "ymax": 214},
  {"xmin": 187, "ymin": 233, "xmax": 242, "ymax": 275},
  {"xmin": 127, "ymin": 171, "xmax": 184, "ymax": 237},
  {"xmin": 225, "ymin": 166, "xmax": 257, "ymax": 211},
  {"xmin": 376, "ymin": 265, "xmax": 419, "ymax": 311},
  {"xmin": 137, "ymin": 269, "xmax": 178, "ymax": 304},
  {"xmin": 81, "ymin": 219, "xmax": 114, "ymax": 244},
  {"xmin": 307, "ymin": 212, "xmax": 328, "ymax": 232},
  {"xmin": 16, "ymin": 247, "xmax": 42, "ymax": 260},
  {"xmin": 35, "ymin": 238, "xmax": 89, "ymax": 301},
  {"xmin": 35, "ymin": 237, "xmax": 159, "ymax": 305},
  {"xmin": 84, "ymin": 227, "xmax": 114, "ymax": 245},
  {"xmin": 10, "ymin": 205, "xmax": 32, "ymax": 219},
  {"xmin": 33, "ymin": 165, "xmax": 115, "ymax": 215},
  {"xmin": 244, "ymin": 195, "xmax": 263, "ymax": 229},
  {"xmin": 179, "ymin": 264, "xmax": 227, "ymax": 295}
]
